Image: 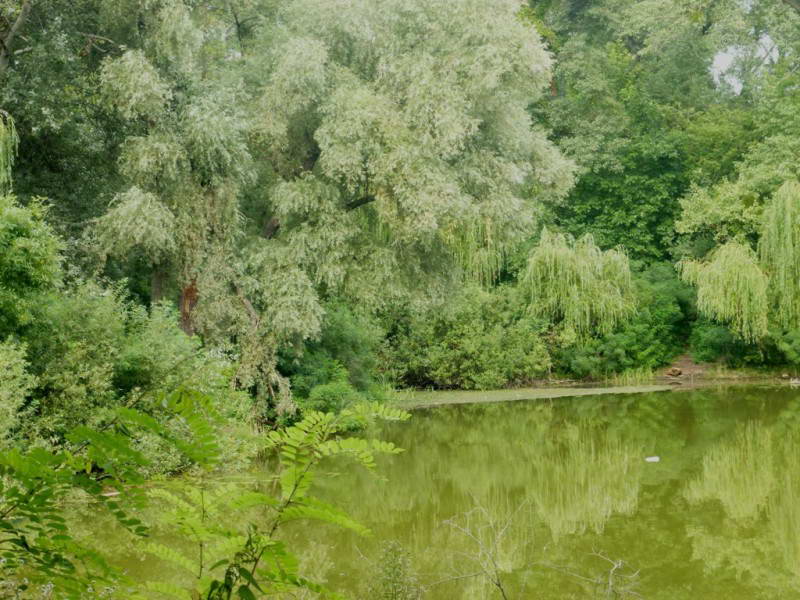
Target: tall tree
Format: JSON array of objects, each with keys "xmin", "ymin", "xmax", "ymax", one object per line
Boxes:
[
  {"xmin": 253, "ymin": 0, "xmax": 574, "ymax": 291},
  {"xmin": 95, "ymin": 1, "xmax": 252, "ymax": 334},
  {"xmin": 90, "ymin": 0, "xmax": 574, "ymax": 408}
]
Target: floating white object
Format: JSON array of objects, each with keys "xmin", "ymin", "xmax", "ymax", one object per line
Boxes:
[{"xmin": 645, "ymin": 456, "xmax": 660, "ymax": 463}]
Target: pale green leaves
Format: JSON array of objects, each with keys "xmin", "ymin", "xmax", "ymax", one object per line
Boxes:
[
  {"xmin": 258, "ymin": 0, "xmax": 573, "ymax": 256},
  {"xmin": 100, "ymin": 50, "xmax": 172, "ymax": 120},
  {"xmin": 759, "ymin": 181, "xmax": 800, "ymax": 330},
  {"xmin": 0, "ymin": 111, "xmax": 18, "ymax": 192},
  {"xmin": 152, "ymin": 0, "xmax": 204, "ymax": 74},
  {"xmin": 95, "ymin": 187, "xmax": 176, "ymax": 261},
  {"xmin": 316, "ymin": 83, "xmax": 403, "ymax": 194},
  {"xmin": 119, "ymin": 133, "xmax": 188, "ymax": 188},
  {"xmin": 679, "ymin": 181, "xmax": 800, "ymax": 340},
  {"xmin": 181, "ymin": 91, "xmax": 252, "ymax": 181},
  {"xmin": 259, "ymin": 36, "xmax": 329, "ymax": 150},
  {"xmin": 522, "ymin": 229, "xmax": 635, "ymax": 338},
  {"xmin": 0, "ymin": 340, "xmax": 34, "ymax": 446},
  {"xmin": 679, "ymin": 241, "xmax": 769, "ymax": 343}
]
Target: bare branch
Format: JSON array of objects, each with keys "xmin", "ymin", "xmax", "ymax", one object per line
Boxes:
[{"xmin": 346, "ymin": 193, "xmax": 377, "ymax": 211}]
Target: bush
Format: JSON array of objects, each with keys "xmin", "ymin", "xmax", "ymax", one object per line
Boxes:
[
  {"xmin": 113, "ymin": 301, "xmax": 201, "ymax": 395},
  {"xmin": 688, "ymin": 320, "xmax": 767, "ymax": 366},
  {"xmin": 5, "ymin": 281, "xmax": 250, "ymax": 475},
  {"xmin": 0, "ymin": 196, "xmax": 61, "ymax": 337},
  {"xmin": 387, "ymin": 285, "xmax": 551, "ymax": 390},
  {"xmin": 776, "ymin": 329, "xmax": 800, "ymax": 366},
  {"xmin": 556, "ymin": 263, "xmax": 690, "ymax": 378},
  {"xmin": 301, "ymin": 379, "xmax": 364, "ymax": 414},
  {"xmin": 0, "ymin": 340, "xmax": 35, "ymax": 447},
  {"xmin": 284, "ymin": 301, "xmax": 385, "ymax": 398}
]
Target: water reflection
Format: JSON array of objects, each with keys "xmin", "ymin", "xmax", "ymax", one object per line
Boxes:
[
  {"xmin": 76, "ymin": 385, "xmax": 800, "ymax": 599},
  {"xmin": 684, "ymin": 417, "xmax": 800, "ymax": 595},
  {"xmin": 314, "ymin": 386, "xmax": 800, "ymax": 598},
  {"xmin": 529, "ymin": 420, "xmax": 642, "ymax": 540}
]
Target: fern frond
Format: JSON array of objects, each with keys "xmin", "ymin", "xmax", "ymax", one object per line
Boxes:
[
  {"xmin": 143, "ymin": 542, "xmax": 197, "ymax": 574},
  {"xmin": 144, "ymin": 580, "xmax": 193, "ymax": 599},
  {"xmin": 279, "ymin": 497, "xmax": 370, "ymax": 536}
]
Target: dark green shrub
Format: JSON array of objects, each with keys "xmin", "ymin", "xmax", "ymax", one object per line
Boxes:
[
  {"xmin": 284, "ymin": 301, "xmax": 384, "ymax": 397},
  {"xmin": 776, "ymin": 329, "xmax": 800, "ymax": 366},
  {"xmin": 688, "ymin": 319, "xmax": 767, "ymax": 366}
]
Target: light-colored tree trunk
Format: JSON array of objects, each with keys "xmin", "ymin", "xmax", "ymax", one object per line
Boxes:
[{"xmin": 0, "ymin": 1, "xmax": 33, "ymax": 77}]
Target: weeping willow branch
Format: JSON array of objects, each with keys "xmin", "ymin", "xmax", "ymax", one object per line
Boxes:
[
  {"xmin": 521, "ymin": 229, "xmax": 635, "ymax": 337},
  {"xmin": 680, "ymin": 241, "xmax": 768, "ymax": 343},
  {"xmin": 443, "ymin": 219, "xmax": 508, "ymax": 287},
  {"xmin": 759, "ymin": 181, "xmax": 800, "ymax": 330},
  {"xmin": 0, "ymin": 110, "xmax": 18, "ymax": 191}
]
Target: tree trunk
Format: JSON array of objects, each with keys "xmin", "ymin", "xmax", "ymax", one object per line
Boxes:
[
  {"xmin": 0, "ymin": 0, "xmax": 33, "ymax": 77},
  {"xmin": 151, "ymin": 264, "xmax": 167, "ymax": 304},
  {"xmin": 179, "ymin": 279, "xmax": 198, "ymax": 336},
  {"xmin": 783, "ymin": 0, "xmax": 800, "ymax": 15}
]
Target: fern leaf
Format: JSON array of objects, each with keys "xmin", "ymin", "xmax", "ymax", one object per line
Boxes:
[{"xmin": 143, "ymin": 542, "xmax": 197, "ymax": 574}]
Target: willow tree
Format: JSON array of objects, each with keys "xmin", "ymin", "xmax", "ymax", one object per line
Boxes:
[
  {"xmin": 94, "ymin": 0, "xmax": 573, "ymax": 409},
  {"xmin": 678, "ymin": 181, "xmax": 800, "ymax": 342},
  {"xmin": 0, "ymin": 110, "xmax": 17, "ymax": 193},
  {"xmin": 253, "ymin": 0, "xmax": 575, "ymax": 299},
  {"xmin": 759, "ymin": 180, "xmax": 800, "ymax": 330},
  {"xmin": 521, "ymin": 229, "xmax": 635, "ymax": 338},
  {"xmin": 679, "ymin": 241, "xmax": 769, "ymax": 343},
  {"xmin": 95, "ymin": 1, "xmax": 252, "ymax": 333}
]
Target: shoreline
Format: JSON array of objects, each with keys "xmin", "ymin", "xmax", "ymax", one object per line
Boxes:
[{"xmin": 398, "ymin": 378, "xmax": 795, "ymax": 409}]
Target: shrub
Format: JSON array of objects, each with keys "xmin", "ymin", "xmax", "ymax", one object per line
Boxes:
[
  {"xmin": 301, "ymin": 379, "xmax": 364, "ymax": 414},
  {"xmin": 284, "ymin": 301, "xmax": 385, "ymax": 397},
  {"xmin": 0, "ymin": 339, "xmax": 35, "ymax": 447},
  {"xmin": 387, "ymin": 285, "xmax": 551, "ymax": 390},
  {"xmin": 0, "ymin": 196, "xmax": 61, "ymax": 337},
  {"xmin": 5, "ymin": 281, "xmax": 250, "ymax": 476},
  {"xmin": 556, "ymin": 263, "xmax": 690, "ymax": 378},
  {"xmin": 776, "ymin": 329, "xmax": 800, "ymax": 366},
  {"xmin": 688, "ymin": 319, "xmax": 766, "ymax": 366},
  {"xmin": 113, "ymin": 301, "xmax": 201, "ymax": 395}
]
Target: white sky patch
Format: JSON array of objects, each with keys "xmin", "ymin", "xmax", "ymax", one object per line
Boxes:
[{"xmin": 711, "ymin": 33, "xmax": 779, "ymax": 94}]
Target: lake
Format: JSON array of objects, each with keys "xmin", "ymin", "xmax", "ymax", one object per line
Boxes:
[{"xmin": 89, "ymin": 384, "xmax": 800, "ymax": 599}]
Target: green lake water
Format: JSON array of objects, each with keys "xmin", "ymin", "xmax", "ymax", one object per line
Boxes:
[{"xmin": 88, "ymin": 385, "xmax": 800, "ymax": 598}]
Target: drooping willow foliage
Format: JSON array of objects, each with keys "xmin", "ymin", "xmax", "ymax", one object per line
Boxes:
[
  {"xmin": 444, "ymin": 219, "xmax": 509, "ymax": 286},
  {"xmin": 685, "ymin": 422, "xmax": 773, "ymax": 520},
  {"xmin": 521, "ymin": 228, "xmax": 635, "ymax": 337},
  {"xmin": 679, "ymin": 241, "xmax": 769, "ymax": 343},
  {"xmin": 530, "ymin": 423, "xmax": 642, "ymax": 540},
  {"xmin": 759, "ymin": 181, "xmax": 800, "ymax": 331},
  {"xmin": 0, "ymin": 111, "xmax": 18, "ymax": 192}
]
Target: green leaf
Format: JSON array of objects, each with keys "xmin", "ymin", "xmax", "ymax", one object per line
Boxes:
[{"xmin": 236, "ymin": 586, "xmax": 257, "ymax": 600}]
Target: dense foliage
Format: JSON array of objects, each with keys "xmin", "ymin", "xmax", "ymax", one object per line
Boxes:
[{"xmin": 3, "ymin": 0, "xmax": 800, "ymax": 596}]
